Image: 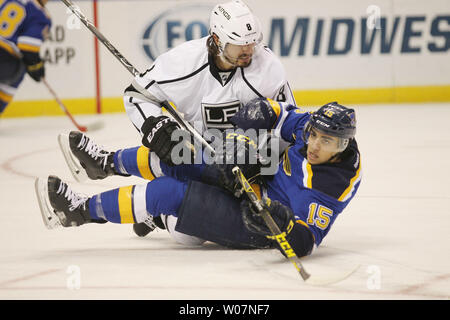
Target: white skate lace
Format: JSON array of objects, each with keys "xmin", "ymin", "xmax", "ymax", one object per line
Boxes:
[
  {"xmin": 77, "ymin": 135, "xmax": 110, "ymax": 169},
  {"xmin": 57, "ymin": 181, "xmax": 89, "ymax": 212}
]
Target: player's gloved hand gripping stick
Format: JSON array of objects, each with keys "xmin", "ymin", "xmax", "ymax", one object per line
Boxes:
[
  {"xmin": 60, "ymin": 0, "xmax": 214, "ymax": 154},
  {"xmin": 232, "ymin": 166, "xmax": 361, "ymax": 285},
  {"xmin": 232, "ymin": 166, "xmax": 311, "ymax": 281}
]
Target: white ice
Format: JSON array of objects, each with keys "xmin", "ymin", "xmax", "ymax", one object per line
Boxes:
[{"xmin": 0, "ymin": 103, "xmax": 449, "ymax": 300}]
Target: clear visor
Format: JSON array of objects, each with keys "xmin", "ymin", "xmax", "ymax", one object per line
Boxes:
[
  {"xmin": 303, "ymin": 125, "xmax": 349, "ymax": 153},
  {"xmin": 222, "ymin": 42, "xmax": 258, "ymax": 65}
]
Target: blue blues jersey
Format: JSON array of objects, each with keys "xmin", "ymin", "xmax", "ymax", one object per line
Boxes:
[
  {"xmin": 266, "ymin": 103, "xmax": 362, "ymax": 247},
  {"xmin": 0, "ymin": 0, "xmax": 51, "ymax": 57}
]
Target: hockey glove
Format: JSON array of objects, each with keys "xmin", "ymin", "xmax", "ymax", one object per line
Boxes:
[
  {"xmin": 141, "ymin": 115, "xmax": 194, "ymax": 166},
  {"xmin": 230, "ymin": 97, "xmax": 279, "ymax": 130},
  {"xmin": 241, "ymin": 198, "xmax": 295, "ymax": 237},
  {"xmin": 26, "ymin": 61, "xmax": 45, "ymax": 82},
  {"xmin": 200, "ymin": 163, "xmax": 240, "ymax": 195},
  {"xmin": 223, "ymin": 132, "xmax": 267, "ymax": 180},
  {"xmin": 21, "ymin": 50, "xmax": 45, "ymax": 82},
  {"xmin": 201, "ymin": 133, "xmax": 267, "ymax": 196}
]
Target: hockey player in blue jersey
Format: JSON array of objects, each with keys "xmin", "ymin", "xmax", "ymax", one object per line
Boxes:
[
  {"xmin": 0, "ymin": 0, "xmax": 51, "ymax": 115},
  {"xmin": 36, "ymin": 98, "xmax": 361, "ymax": 257}
]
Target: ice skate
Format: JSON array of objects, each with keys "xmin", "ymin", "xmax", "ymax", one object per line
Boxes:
[
  {"xmin": 35, "ymin": 175, "xmax": 96, "ymax": 228},
  {"xmin": 58, "ymin": 131, "xmax": 116, "ymax": 182},
  {"xmin": 35, "ymin": 177, "xmax": 62, "ymax": 229},
  {"xmin": 133, "ymin": 217, "xmax": 166, "ymax": 237},
  {"xmin": 133, "ymin": 222, "xmax": 156, "ymax": 237}
]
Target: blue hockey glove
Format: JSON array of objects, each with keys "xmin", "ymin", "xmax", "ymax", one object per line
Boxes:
[{"xmin": 230, "ymin": 97, "xmax": 279, "ymax": 130}]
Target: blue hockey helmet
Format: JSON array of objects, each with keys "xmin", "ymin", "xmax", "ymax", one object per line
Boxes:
[{"xmin": 303, "ymin": 102, "xmax": 356, "ymax": 151}]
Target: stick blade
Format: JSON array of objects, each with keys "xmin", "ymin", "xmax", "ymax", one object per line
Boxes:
[
  {"xmin": 305, "ymin": 264, "xmax": 360, "ymax": 286},
  {"xmin": 85, "ymin": 120, "xmax": 104, "ymax": 132}
]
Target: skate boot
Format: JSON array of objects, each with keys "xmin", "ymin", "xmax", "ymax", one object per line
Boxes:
[
  {"xmin": 133, "ymin": 222, "xmax": 156, "ymax": 237},
  {"xmin": 58, "ymin": 131, "xmax": 127, "ymax": 182},
  {"xmin": 46, "ymin": 175, "xmax": 105, "ymax": 227},
  {"xmin": 133, "ymin": 217, "xmax": 166, "ymax": 237}
]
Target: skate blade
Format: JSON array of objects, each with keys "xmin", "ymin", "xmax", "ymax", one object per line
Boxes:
[
  {"xmin": 58, "ymin": 133, "xmax": 88, "ymax": 183},
  {"xmin": 34, "ymin": 177, "xmax": 62, "ymax": 230}
]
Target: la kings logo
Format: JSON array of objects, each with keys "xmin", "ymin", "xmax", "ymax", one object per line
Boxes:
[
  {"xmin": 202, "ymin": 101, "xmax": 241, "ymax": 129},
  {"xmin": 218, "ymin": 71, "xmax": 231, "ymax": 86}
]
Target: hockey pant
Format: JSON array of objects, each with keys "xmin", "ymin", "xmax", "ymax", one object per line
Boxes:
[
  {"xmin": 0, "ymin": 48, "xmax": 26, "ymax": 114},
  {"xmin": 87, "ymin": 175, "xmax": 272, "ymax": 249}
]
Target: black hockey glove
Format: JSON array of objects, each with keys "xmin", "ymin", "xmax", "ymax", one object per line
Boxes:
[
  {"xmin": 141, "ymin": 115, "xmax": 193, "ymax": 166},
  {"xmin": 26, "ymin": 61, "xmax": 45, "ymax": 82},
  {"xmin": 241, "ymin": 198, "xmax": 295, "ymax": 237},
  {"xmin": 200, "ymin": 163, "xmax": 240, "ymax": 195},
  {"xmin": 21, "ymin": 50, "xmax": 45, "ymax": 82},
  {"xmin": 242, "ymin": 198, "xmax": 314, "ymax": 257}
]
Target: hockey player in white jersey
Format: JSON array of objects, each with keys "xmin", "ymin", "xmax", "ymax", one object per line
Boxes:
[
  {"xmin": 58, "ymin": 0, "xmax": 296, "ymax": 238},
  {"xmin": 125, "ymin": 0, "xmax": 295, "ymax": 133}
]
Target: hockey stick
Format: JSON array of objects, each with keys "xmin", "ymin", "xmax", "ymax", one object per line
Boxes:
[
  {"xmin": 232, "ymin": 166, "xmax": 311, "ymax": 281},
  {"xmin": 43, "ymin": 78, "xmax": 104, "ymax": 132},
  {"xmin": 60, "ymin": 0, "xmax": 214, "ymax": 154},
  {"xmin": 232, "ymin": 166, "xmax": 360, "ymax": 285}
]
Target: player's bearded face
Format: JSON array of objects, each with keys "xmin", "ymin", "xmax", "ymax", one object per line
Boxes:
[
  {"xmin": 223, "ymin": 43, "xmax": 256, "ymax": 67},
  {"xmin": 306, "ymin": 128, "xmax": 341, "ymax": 165}
]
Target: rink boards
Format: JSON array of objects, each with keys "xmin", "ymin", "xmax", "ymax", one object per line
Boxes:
[{"xmin": 3, "ymin": 0, "xmax": 449, "ymax": 117}]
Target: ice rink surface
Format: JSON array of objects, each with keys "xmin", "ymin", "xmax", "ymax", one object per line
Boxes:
[{"xmin": 0, "ymin": 103, "xmax": 449, "ymax": 300}]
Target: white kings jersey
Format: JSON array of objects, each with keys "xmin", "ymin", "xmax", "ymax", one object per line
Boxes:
[{"xmin": 124, "ymin": 36, "xmax": 296, "ymax": 133}]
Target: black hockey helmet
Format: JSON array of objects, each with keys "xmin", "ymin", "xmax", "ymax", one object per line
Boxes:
[{"xmin": 303, "ymin": 102, "xmax": 356, "ymax": 151}]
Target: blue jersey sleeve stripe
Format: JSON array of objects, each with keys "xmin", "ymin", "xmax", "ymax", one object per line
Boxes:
[{"xmin": 338, "ymin": 159, "xmax": 362, "ymax": 202}]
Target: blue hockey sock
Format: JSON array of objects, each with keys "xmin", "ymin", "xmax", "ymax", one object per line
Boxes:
[{"xmin": 88, "ymin": 177, "xmax": 187, "ymax": 224}]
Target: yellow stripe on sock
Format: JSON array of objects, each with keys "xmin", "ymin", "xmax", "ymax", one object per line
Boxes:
[
  {"xmin": 136, "ymin": 146, "xmax": 155, "ymax": 181},
  {"xmin": 118, "ymin": 186, "xmax": 135, "ymax": 224}
]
